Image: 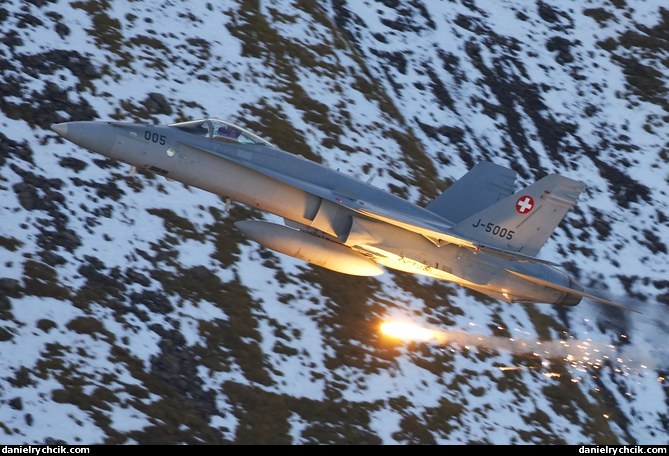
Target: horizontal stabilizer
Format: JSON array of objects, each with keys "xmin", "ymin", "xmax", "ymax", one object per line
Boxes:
[
  {"xmin": 506, "ymin": 269, "xmax": 641, "ymax": 313},
  {"xmin": 476, "ymin": 244, "xmax": 562, "ymax": 267}
]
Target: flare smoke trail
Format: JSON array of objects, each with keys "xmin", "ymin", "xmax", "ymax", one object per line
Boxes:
[{"xmin": 380, "ymin": 319, "xmax": 664, "ymax": 374}]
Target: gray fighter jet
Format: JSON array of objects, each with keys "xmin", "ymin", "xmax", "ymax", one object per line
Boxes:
[{"xmin": 52, "ymin": 118, "xmax": 634, "ymax": 312}]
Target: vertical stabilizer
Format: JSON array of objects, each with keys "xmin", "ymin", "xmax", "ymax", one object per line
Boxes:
[
  {"xmin": 453, "ymin": 174, "xmax": 585, "ymax": 256},
  {"xmin": 426, "ymin": 161, "xmax": 517, "ymax": 223}
]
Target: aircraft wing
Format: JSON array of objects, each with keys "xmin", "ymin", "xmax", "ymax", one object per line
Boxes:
[
  {"xmin": 343, "ymin": 199, "xmax": 477, "ymax": 248},
  {"xmin": 185, "ymin": 141, "xmax": 468, "ymax": 238},
  {"xmin": 187, "ymin": 142, "xmax": 557, "ymax": 265}
]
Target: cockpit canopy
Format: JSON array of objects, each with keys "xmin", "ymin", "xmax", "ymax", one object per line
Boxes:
[{"xmin": 170, "ymin": 118, "xmax": 273, "ymax": 147}]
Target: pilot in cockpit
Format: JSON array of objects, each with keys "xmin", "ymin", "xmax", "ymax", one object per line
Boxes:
[{"xmin": 216, "ymin": 124, "xmax": 241, "ymax": 141}]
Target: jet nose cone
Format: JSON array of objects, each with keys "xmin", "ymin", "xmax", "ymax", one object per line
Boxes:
[
  {"xmin": 51, "ymin": 122, "xmax": 68, "ymax": 137},
  {"xmin": 50, "ymin": 121, "xmax": 118, "ymax": 159}
]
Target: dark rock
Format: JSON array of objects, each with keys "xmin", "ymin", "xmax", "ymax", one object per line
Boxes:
[
  {"xmin": 8, "ymin": 397, "xmax": 23, "ymax": 410},
  {"xmin": 145, "ymin": 92, "xmax": 172, "ymax": 115},
  {"xmin": 91, "ymin": 158, "xmax": 118, "ymax": 170},
  {"xmin": 589, "ymin": 157, "xmax": 651, "ymax": 208},
  {"xmin": 658, "ymin": 292, "xmax": 669, "ymax": 307},
  {"xmin": 78, "ymin": 262, "xmax": 120, "ymax": 290},
  {"xmin": 146, "ymin": 328, "xmax": 220, "ymax": 428},
  {"xmin": 25, "ymin": 0, "xmax": 50, "ymax": 7},
  {"xmin": 94, "ymin": 181, "xmax": 124, "ymax": 200},
  {"xmin": 54, "ymin": 21, "xmax": 69, "ymax": 38},
  {"xmin": 653, "ymin": 280, "xmax": 669, "ymax": 289},
  {"xmin": 372, "ymin": 32, "xmax": 387, "ymax": 43},
  {"xmin": 590, "ymin": 209, "xmax": 612, "ymax": 240},
  {"xmin": 40, "ymin": 250, "xmax": 65, "ymax": 266},
  {"xmin": 11, "ymin": 167, "xmax": 68, "ymax": 214},
  {"xmin": 17, "ymin": 13, "xmax": 44, "ymax": 29},
  {"xmin": 331, "ymin": 0, "xmax": 365, "ymax": 44},
  {"xmin": 191, "ymin": 265, "xmax": 217, "ymax": 282},
  {"xmin": 129, "ymin": 307, "xmax": 150, "ymax": 322},
  {"xmin": 46, "ymin": 12, "xmax": 70, "ymax": 38},
  {"xmin": 71, "ymin": 177, "xmax": 125, "ymax": 200},
  {"xmin": 44, "ymin": 438, "xmax": 67, "ymax": 445},
  {"xmin": 641, "ymin": 229, "xmax": 667, "ymax": 254},
  {"xmin": 126, "ymin": 269, "xmax": 151, "ymax": 287},
  {"xmin": 537, "ymin": 1, "xmax": 559, "ymax": 23},
  {"xmin": 38, "ymin": 229, "xmax": 81, "ymax": 252},
  {"xmin": 0, "ymin": 327, "xmax": 13, "ymax": 341},
  {"xmin": 0, "ymin": 296, "xmax": 12, "ymax": 320},
  {"xmin": 83, "ymin": 255, "xmax": 105, "ymax": 271},
  {"xmin": 66, "ymin": 316, "xmax": 107, "ymax": 338},
  {"xmin": 546, "ymin": 36, "xmax": 574, "ymax": 64},
  {"xmin": 437, "ymin": 50, "xmax": 463, "ymax": 80},
  {"xmin": 369, "ymin": 49, "xmax": 408, "ymax": 75},
  {"xmin": 18, "ymin": 49, "xmax": 100, "ymax": 82},
  {"xmin": 454, "ymin": 14, "xmax": 486, "ymax": 34},
  {"xmin": 1, "ymin": 30, "xmax": 23, "ymax": 51},
  {"xmin": 36, "ymin": 319, "xmax": 57, "ymax": 333},
  {"xmin": 376, "ymin": 1, "xmax": 435, "ymax": 33},
  {"xmin": 416, "ymin": 121, "xmax": 464, "ymax": 144},
  {"xmin": 130, "ymin": 290, "xmax": 174, "ymax": 314},
  {"xmin": 9, "ymin": 367, "xmax": 34, "ymax": 388},
  {"xmin": 425, "ymin": 67, "xmax": 456, "ymax": 111},
  {"xmin": 2, "ymin": 50, "xmax": 99, "ymax": 128},
  {"xmin": 12, "ymin": 182, "xmax": 37, "ymax": 210},
  {"xmin": 91, "ymin": 204, "xmax": 113, "ymax": 219},
  {"xmin": 0, "ymin": 278, "xmax": 19, "ymax": 292},
  {"xmin": 0, "ymin": 132, "xmax": 33, "ymax": 165},
  {"xmin": 59, "ymin": 157, "xmax": 87, "ymax": 172}
]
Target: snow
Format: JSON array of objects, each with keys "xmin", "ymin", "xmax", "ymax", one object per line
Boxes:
[{"xmin": 0, "ymin": 0, "xmax": 667, "ymax": 445}]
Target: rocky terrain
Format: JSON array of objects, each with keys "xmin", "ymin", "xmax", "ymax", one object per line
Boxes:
[{"xmin": 0, "ymin": 0, "xmax": 667, "ymax": 444}]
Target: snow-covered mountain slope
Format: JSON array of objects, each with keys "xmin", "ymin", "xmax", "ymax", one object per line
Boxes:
[{"xmin": 1, "ymin": 0, "xmax": 667, "ymax": 444}]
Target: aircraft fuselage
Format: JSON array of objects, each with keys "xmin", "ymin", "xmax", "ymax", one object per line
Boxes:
[{"xmin": 51, "ymin": 120, "xmax": 581, "ymax": 306}]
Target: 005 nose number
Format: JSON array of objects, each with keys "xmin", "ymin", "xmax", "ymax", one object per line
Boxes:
[{"xmin": 144, "ymin": 130, "xmax": 166, "ymax": 145}]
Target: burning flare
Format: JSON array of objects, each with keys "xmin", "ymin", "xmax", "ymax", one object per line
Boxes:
[
  {"xmin": 380, "ymin": 321, "xmax": 445, "ymax": 343},
  {"xmin": 379, "ymin": 318, "xmax": 659, "ymax": 378}
]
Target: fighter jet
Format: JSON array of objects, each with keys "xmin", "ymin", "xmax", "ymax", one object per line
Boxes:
[{"xmin": 51, "ymin": 118, "xmax": 634, "ymax": 312}]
